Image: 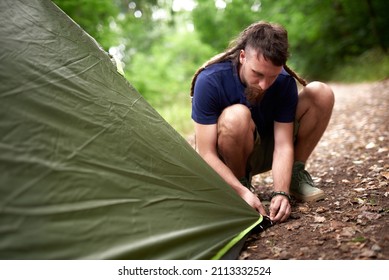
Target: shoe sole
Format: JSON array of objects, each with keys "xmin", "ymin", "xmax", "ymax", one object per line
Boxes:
[{"xmin": 290, "ymin": 191, "xmax": 326, "ymax": 202}]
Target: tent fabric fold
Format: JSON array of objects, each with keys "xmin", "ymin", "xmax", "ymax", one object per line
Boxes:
[{"xmin": 0, "ymin": 0, "xmax": 260, "ymax": 260}]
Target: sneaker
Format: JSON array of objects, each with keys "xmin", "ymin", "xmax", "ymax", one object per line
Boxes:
[{"xmin": 290, "ymin": 161, "xmax": 325, "ymax": 202}]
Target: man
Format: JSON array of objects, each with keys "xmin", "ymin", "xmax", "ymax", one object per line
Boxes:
[{"xmin": 190, "ymin": 21, "xmax": 334, "ymax": 223}]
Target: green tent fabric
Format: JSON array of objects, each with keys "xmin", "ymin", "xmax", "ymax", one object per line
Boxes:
[{"xmin": 0, "ymin": 0, "xmax": 261, "ymax": 259}]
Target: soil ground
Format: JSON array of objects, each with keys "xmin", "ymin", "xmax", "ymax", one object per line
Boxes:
[{"xmin": 239, "ymin": 79, "xmax": 389, "ymax": 260}]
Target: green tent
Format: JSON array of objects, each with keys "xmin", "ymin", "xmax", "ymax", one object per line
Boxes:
[{"xmin": 0, "ymin": 0, "xmax": 263, "ymax": 259}]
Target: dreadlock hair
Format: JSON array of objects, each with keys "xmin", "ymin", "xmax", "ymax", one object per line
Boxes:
[{"xmin": 190, "ymin": 21, "xmax": 307, "ymax": 97}]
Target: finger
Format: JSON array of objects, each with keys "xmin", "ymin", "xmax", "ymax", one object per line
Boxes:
[
  {"xmin": 269, "ymin": 198, "xmax": 281, "ymax": 220},
  {"xmin": 257, "ymin": 203, "xmax": 268, "ymax": 217},
  {"xmin": 279, "ymin": 203, "xmax": 291, "ymax": 222},
  {"xmin": 273, "ymin": 207, "xmax": 286, "ymax": 222},
  {"xmin": 250, "ymin": 193, "xmax": 268, "ymax": 217},
  {"xmin": 254, "ymin": 196, "xmax": 268, "ymax": 217},
  {"xmin": 270, "ymin": 197, "xmax": 289, "ymax": 222}
]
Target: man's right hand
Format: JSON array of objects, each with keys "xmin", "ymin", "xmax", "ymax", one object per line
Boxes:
[{"xmin": 240, "ymin": 188, "xmax": 268, "ymax": 217}]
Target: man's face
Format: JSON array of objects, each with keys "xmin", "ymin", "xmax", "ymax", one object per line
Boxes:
[{"xmin": 239, "ymin": 48, "xmax": 282, "ymax": 97}]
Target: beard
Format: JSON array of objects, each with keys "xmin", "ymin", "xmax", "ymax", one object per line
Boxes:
[{"xmin": 245, "ymin": 85, "xmax": 265, "ymax": 105}]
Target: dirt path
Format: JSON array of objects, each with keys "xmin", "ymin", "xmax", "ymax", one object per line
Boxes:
[{"xmin": 239, "ymin": 79, "xmax": 389, "ymax": 259}]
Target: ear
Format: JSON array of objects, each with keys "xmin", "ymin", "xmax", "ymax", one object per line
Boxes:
[{"xmin": 239, "ymin": 49, "xmax": 246, "ymax": 64}]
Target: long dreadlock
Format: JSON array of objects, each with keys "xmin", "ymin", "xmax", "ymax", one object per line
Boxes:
[{"xmin": 190, "ymin": 21, "xmax": 307, "ymax": 98}]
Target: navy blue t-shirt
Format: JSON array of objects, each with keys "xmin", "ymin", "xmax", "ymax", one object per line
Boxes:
[{"xmin": 191, "ymin": 61, "xmax": 298, "ymax": 137}]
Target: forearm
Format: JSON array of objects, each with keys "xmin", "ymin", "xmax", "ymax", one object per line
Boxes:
[
  {"xmin": 201, "ymin": 152, "xmax": 248, "ymax": 196},
  {"xmin": 271, "ymin": 146, "xmax": 294, "ymax": 193},
  {"xmin": 201, "ymin": 151, "xmax": 267, "ymax": 216},
  {"xmin": 193, "ymin": 122, "xmax": 264, "ymax": 213}
]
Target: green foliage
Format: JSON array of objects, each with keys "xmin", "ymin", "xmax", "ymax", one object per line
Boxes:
[
  {"xmin": 51, "ymin": 0, "xmax": 389, "ymax": 135},
  {"xmin": 192, "ymin": 0, "xmax": 262, "ymax": 51},
  {"xmin": 53, "ymin": 0, "xmax": 161, "ymax": 52},
  {"xmin": 330, "ymin": 48, "xmax": 389, "ymax": 82},
  {"xmin": 288, "ymin": 0, "xmax": 389, "ymax": 80},
  {"xmin": 351, "ymin": 236, "xmax": 366, "ymax": 243},
  {"xmin": 127, "ymin": 29, "xmax": 214, "ymax": 102},
  {"xmin": 52, "ymin": 0, "xmax": 120, "ymax": 49},
  {"xmin": 126, "ymin": 29, "xmax": 215, "ymax": 135},
  {"xmin": 192, "ymin": 0, "xmax": 389, "ymax": 81},
  {"xmin": 154, "ymin": 93, "xmax": 195, "ymax": 137}
]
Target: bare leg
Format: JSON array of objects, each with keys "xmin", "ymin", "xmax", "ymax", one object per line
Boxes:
[
  {"xmin": 295, "ymin": 82, "xmax": 335, "ymax": 162},
  {"xmin": 217, "ymin": 104, "xmax": 256, "ymax": 179},
  {"xmin": 290, "ymin": 82, "xmax": 334, "ymax": 201}
]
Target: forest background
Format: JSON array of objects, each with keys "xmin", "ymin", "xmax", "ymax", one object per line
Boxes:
[{"xmin": 52, "ymin": 0, "xmax": 388, "ymax": 136}]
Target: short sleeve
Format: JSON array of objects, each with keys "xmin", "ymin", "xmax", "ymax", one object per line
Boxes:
[
  {"xmin": 274, "ymin": 76, "xmax": 298, "ymax": 123},
  {"xmin": 191, "ymin": 72, "xmax": 221, "ymax": 125}
]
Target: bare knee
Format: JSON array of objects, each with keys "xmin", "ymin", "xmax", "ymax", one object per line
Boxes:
[
  {"xmin": 305, "ymin": 81, "xmax": 335, "ymax": 110},
  {"xmin": 217, "ymin": 104, "xmax": 255, "ymax": 165},
  {"xmin": 218, "ymin": 104, "xmax": 253, "ymax": 136}
]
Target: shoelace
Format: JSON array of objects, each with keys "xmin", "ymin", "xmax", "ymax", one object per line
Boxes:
[{"xmin": 295, "ymin": 169, "xmax": 315, "ymax": 187}]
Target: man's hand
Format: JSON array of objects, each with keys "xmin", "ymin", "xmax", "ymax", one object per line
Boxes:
[
  {"xmin": 241, "ymin": 189, "xmax": 268, "ymax": 217},
  {"xmin": 269, "ymin": 195, "xmax": 291, "ymax": 222}
]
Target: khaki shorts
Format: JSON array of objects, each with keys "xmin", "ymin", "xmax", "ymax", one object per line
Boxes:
[{"xmin": 247, "ymin": 120, "xmax": 299, "ymax": 178}]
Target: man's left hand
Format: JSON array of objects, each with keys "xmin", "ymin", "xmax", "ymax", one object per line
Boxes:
[{"xmin": 269, "ymin": 195, "xmax": 291, "ymax": 223}]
